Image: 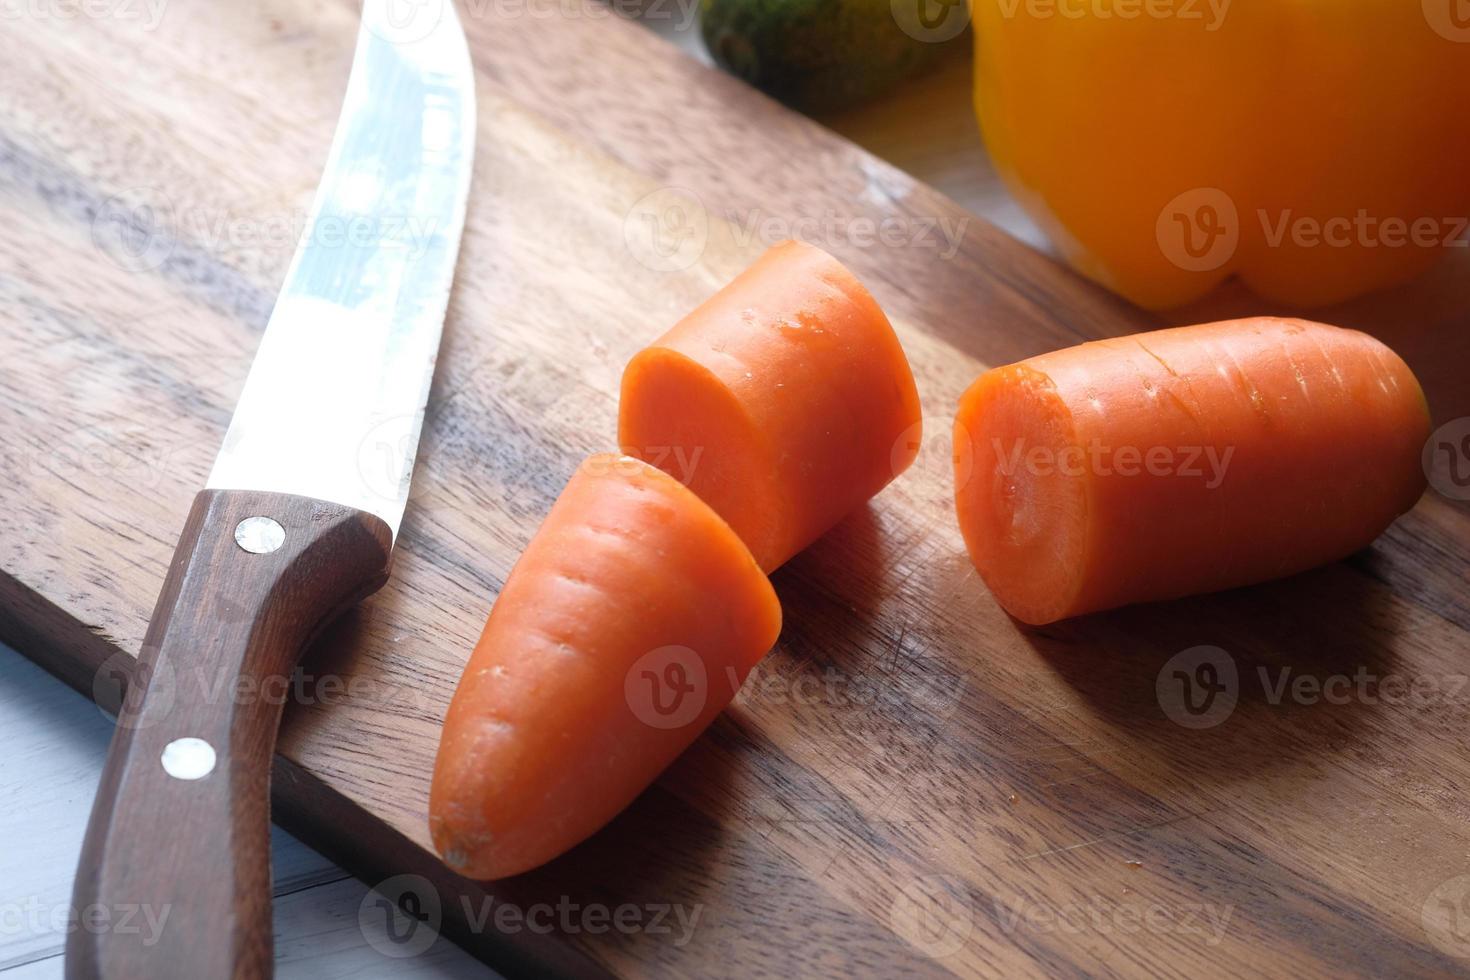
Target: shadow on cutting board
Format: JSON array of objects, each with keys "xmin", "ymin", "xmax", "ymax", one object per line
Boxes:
[{"xmin": 1019, "ymin": 557, "xmax": 1406, "ymax": 785}]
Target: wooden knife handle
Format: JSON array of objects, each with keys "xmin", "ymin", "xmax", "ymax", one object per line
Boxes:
[{"xmin": 67, "ymin": 489, "xmax": 394, "ymax": 980}]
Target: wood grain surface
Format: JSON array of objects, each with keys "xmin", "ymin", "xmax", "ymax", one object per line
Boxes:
[{"xmin": 1, "ymin": 2, "xmax": 1468, "ymax": 977}]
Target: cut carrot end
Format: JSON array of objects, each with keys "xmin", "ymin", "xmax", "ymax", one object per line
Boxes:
[
  {"xmin": 619, "ymin": 240, "xmax": 922, "ymax": 571},
  {"xmin": 952, "ymin": 318, "xmax": 1431, "ymax": 624},
  {"xmin": 619, "ymin": 347, "xmax": 788, "ymax": 571},
  {"xmin": 955, "ymin": 366, "xmax": 1091, "ymax": 626}
]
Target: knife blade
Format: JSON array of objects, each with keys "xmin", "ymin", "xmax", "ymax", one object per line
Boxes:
[
  {"xmin": 207, "ymin": 0, "xmax": 476, "ymax": 534},
  {"xmin": 68, "ymin": 3, "xmax": 476, "ymax": 977}
]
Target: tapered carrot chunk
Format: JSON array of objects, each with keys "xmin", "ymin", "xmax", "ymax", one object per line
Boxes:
[
  {"xmin": 430, "ymin": 454, "xmax": 781, "ymax": 879},
  {"xmin": 954, "ymin": 317, "xmax": 1430, "ymax": 625},
  {"xmin": 619, "ymin": 240, "xmax": 923, "ymax": 572}
]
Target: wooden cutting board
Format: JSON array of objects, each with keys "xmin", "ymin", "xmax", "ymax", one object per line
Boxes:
[{"xmin": 3, "ymin": 1, "xmax": 1469, "ymax": 976}]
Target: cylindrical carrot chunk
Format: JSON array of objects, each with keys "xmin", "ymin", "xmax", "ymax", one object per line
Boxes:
[
  {"xmin": 953, "ymin": 317, "xmax": 1430, "ymax": 625},
  {"xmin": 619, "ymin": 240, "xmax": 922, "ymax": 572},
  {"xmin": 429, "ymin": 454, "xmax": 781, "ymax": 880}
]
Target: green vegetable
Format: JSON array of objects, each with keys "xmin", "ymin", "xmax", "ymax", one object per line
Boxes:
[{"xmin": 700, "ymin": 0, "xmax": 961, "ymax": 114}]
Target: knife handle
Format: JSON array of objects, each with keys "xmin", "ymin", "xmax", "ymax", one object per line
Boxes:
[{"xmin": 67, "ymin": 489, "xmax": 393, "ymax": 980}]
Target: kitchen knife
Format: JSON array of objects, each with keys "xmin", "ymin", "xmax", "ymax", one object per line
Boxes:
[{"xmin": 67, "ymin": 2, "xmax": 476, "ymax": 977}]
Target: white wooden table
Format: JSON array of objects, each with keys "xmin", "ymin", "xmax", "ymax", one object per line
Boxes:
[{"xmin": 0, "ymin": 641, "xmax": 497, "ymax": 979}]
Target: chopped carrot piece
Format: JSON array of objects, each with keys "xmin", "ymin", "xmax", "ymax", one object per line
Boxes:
[
  {"xmin": 430, "ymin": 454, "xmax": 781, "ymax": 879},
  {"xmin": 954, "ymin": 317, "xmax": 1430, "ymax": 625},
  {"xmin": 619, "ymin": 240, "xmax": 922, "ymax": 571}
]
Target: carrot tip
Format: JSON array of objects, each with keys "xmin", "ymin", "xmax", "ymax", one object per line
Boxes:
[{"xmin": 428, "ymin": 454, "xmax": 781, "ymax": 880}]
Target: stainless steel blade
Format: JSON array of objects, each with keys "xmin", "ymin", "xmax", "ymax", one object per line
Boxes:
[{"xmin": 207, "ymin": 0, "xmax": 476, "ymax": 537}]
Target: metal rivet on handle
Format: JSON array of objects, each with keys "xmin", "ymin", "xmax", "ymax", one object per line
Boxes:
[
  {"xmin": 234, "ymin": 516, "xmax": 285, "ymax": 554},
  {"xmin": 161, "ymin": 737, "xmax": 217, "ymax": 780}
]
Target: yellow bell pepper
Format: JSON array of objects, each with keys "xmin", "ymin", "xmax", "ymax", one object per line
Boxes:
[{"xmin": 971, "ymin": 0, "xmax": 1470, "ymax": 309}]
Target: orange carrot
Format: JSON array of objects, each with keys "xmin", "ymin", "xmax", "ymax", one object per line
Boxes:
[
  {"xmin": 953, "ymin": 317, "xmax": 1430, "ymax": 625},
  {"xmin": 619, "ymin": 240, "xmax": 922, "ymax": 572},
  {"xmin": 429, "ymin": 454, "xmax": 781, "ymax": 880}
]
